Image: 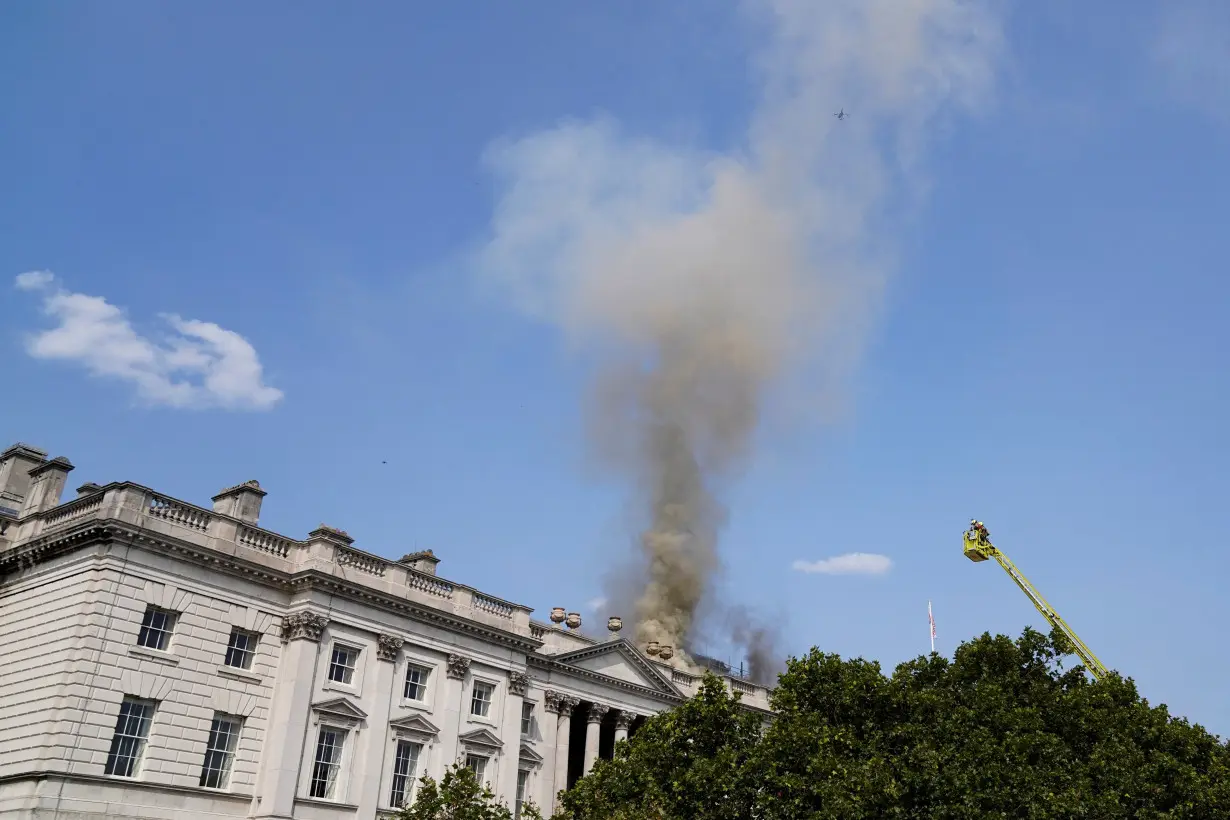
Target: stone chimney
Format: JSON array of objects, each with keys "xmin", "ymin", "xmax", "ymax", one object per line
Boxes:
[
  {"xmin": 18, "ymin": 456, "xmax": 74, "ymax": 517},
  {"xmin": 76, "ymin": 482, "xmax": 103, "ymax": 498},
  {"xmin": 211, "ymin": 480, "xmax": 266, "ymax": 524},
  {"xmin": 0, "ymin": 443, "xmax": 48, "ymax": 515},
  {"xmin": 397, "ymin": 549, "xmax": 440, "ymax": 576}
]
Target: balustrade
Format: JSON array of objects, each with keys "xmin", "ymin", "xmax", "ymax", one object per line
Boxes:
[
  {"xmin": 336, "ymin": 546, "xmax": 387, "ymax": 577},
  {"xmin": 236, "ymin": 525, "xmax": 293, "ymax": 558},
  {"xmin": 146, "ymin": 494, "xmax": 212, "ymax": 532}
]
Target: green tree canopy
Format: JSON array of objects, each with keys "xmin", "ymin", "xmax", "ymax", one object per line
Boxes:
[
  {"xmin": 396, "ymin": 763, "xmax": 543, "ymax": 820},
  {"xmin": 561, "ymin": 628, "xmax": 1230, "ymax": 820}
]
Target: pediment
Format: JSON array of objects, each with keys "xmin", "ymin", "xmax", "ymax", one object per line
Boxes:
[
  {"xmin": 311, "ymin": 697, "xmax": 368, "ymax": 723},
  {"xmin": 389, "ymin": 713, "xmax": 440, "ymax": 738},
  {"xmin": 519, "ymin": 742, "xmax": 543, "ymax": 764},
  {"xmin": 458, "ymin": 727, "xmax": 503, "ymax": 750},
  {"xmin": 552, "ymin": 639, "xmax": 679, "ymax": 695}
]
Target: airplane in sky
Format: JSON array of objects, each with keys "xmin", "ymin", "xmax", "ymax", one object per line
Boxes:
[{"xmin": 834, "ymin": 108, "xmax": 848, "ymax": 120}]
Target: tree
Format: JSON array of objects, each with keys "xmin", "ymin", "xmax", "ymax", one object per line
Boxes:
[
  {"xmin": 560, "ymin": 628, "xmax": 1230, "ymax": 819},
  {"xmin": 396, "ymin": 763, "xmax": 545, "ymax": 820},
  {"xmin": 559, "ymin": 674, "xmax": 764, "ymax": 820}
]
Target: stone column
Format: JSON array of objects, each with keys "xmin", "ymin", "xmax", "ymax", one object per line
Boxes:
[
  {"xmin": 551, "ymin": 695, "xmax": 579, "ymax": 812},
  {"xmin": 356, "ymin": 634, "xmax": 402, "ymax": 819},
  {"xmin": 253, "ymin": 611, "xmax": 328, "ymax": 820},
  {"xmin": 497, "ymin": 671, "xmax": 530, "ymax": 804},
  {"xmin": 435, "ymin": 654, "xmax": 471, "ymax": 779},
  {"xmin": 582, "ymin": 703, "xmax": 608, "ymax": 774},
  {"xmin": 613, "ymin": 710, "xmax": 634, "ymax": 746}
]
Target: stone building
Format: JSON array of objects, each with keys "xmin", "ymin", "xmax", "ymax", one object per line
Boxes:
[{"xmin": 0, "ymin": 442, "xmax": 772, "ymax": 820}]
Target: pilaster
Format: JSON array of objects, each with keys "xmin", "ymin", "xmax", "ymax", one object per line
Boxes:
[
  {"xmin": 497, "ymin": 670, "xmax": 530, "ymax": 804},
  {"xmin": 356, "ymin": 634, "xmax": 402, "ymax": 818},
  {"xmin": 253, "ymin": 610, "xmax": 328, "ymax": 819}
]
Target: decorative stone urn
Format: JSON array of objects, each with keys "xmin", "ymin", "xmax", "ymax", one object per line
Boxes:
[
  {"xmin": 646, "ymin": 641, "xmax": 660, "ymax": 656},
  {"xmin": 658, "ymin": 645, "xmax": 675, "ymax": 661},
  {"xmin": 565, "ymin": 612, "xmax": 582, "ymax": 630},
  {"xmin": 607, "ymin": 616, "xmax": 623, "ymax": 633},
  {"xmin": 550, "ymin": 607, "xmax": 567, "ymax": 626}
]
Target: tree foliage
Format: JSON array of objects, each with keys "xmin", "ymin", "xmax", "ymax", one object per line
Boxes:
[
  {"xmin": 561, "ymin": 628, "xmax": 1230, "ymax": 819},
  {"xmin": 396, "ymin": 763, "xmax": 544, "ymax": 820}
]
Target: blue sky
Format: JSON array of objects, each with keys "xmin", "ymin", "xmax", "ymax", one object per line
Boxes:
[{"xmin": 3, "ymin": 1, "xmax": 1229, "ymax": 734}]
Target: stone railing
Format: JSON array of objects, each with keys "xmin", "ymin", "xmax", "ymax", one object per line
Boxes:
[
  {"xmin": 8, "ymin": 482, "xmax": 536, "ymax": 639},
  {"xmin": 41, "ymin": 492, "xmax": 104, "ymax": 531},
  {"xmin": 147, "ymin": 494, "xmax": 212, "ymax": 532},
  {"xmin": 530, "ymin": 624, "xmax": 547, "ymax": 640},
  {"xmin": 730, "ymin": 678, "xmax": 755, "ymax": 695},
  {"xmin": 672, "ymin": 670, "xmax": 699, "ymax": 687},
  {"xmin": 406, "ymin": 568, "xmax": 454, "ymax": 599},
  {"xmin": 236, "ymin": 524, "xmax": 295, "ymax": 558},
  {"xmin": 473, "ymin": 593, "xmax": 514, "ymax": 620},
  {"xmin": 336, "ymin": 546, "xmax": 386, "ymax": 577}
]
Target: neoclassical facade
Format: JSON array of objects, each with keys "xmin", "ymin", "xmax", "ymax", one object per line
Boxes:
[{"xmin": 0, "ymin": 442, "xmax": 772, "ymax": 820}]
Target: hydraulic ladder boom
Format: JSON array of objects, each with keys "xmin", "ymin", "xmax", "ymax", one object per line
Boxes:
[{"xmin": 963, "ymin": 522, "xmax": 1109, "ymax": 681}]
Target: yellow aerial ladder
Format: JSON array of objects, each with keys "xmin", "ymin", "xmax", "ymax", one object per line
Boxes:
[{"xmin": 963, "ymin": 520, "xmax": 1109, "ymax": 681}]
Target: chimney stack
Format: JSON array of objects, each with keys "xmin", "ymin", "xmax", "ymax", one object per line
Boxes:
[
  {"xmin": 18, "ymin": 456, "xmax": 74, "ymax": 517},
  {"xmin": 0, "ymin": 443, "xmax": 49, "ymax": 515},
  {"xmin": 212, "ymin": 480, "xmax": 266, "ymax": 524}
]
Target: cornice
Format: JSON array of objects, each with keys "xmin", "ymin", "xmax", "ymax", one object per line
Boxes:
[
  {"xmin": 526, "ymin": 654, "xmax": 685, "ymax": 705},
  {"xmin": 552, "ymin": 638, "xmax": 681, "ymax": 696},
  {"xmin": 0, "ymin": 518, "xmax": 541, "ymax": 652}
]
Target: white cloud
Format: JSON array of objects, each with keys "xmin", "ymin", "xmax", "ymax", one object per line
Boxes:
[
  {"xmin": 15, "ymin": 270, "xmax": 55, "ymax": 291},
  {"xmin": 792, "ymin": 553, "xmax": 893, "ymax": 576},
  {"xmin": 14, "ymin": 271, "xmax": 283, "ymax": 411},
  {"xmin": 587, "ymin": 596, "xmax": 608, "ymax": 613},
  {"xmin": 1152, "ymin": 0, "xmax": 1230, "ymax": 123}
]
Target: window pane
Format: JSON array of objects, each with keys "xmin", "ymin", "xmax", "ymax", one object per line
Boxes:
[
  {"xmin": 309, "ymin": 727, "xmax": 346, "ymax": 799},
  {"xmin": 199, "ymin": 714, "xmax": 242, "ymax": 788},
  {"xmin": 465, "ymin": 754, "xmax": 487, "ymax": 781},
  {"xmin": 403, "ymin": 664, "xmax": 429, "ymax": 701},
  {"xmin": 224, "ymin": 629, "xmax": 256, "ymax": 670},
  {"xmin": 137, "ymin": 607, "xmax": 175, "ymax": 651},
  {"xmin": 470, "ymin": 683, "xmax": 492, "ymax": 717},
  {"xmin": 521, "ymin": 702, "xmax": 534, "ymax": 735},
  {"xmin": 515, "ymin": 770, "xmax": 529, "ymax": 819},
  {"xmin": 104, "ymin": 697, "xmax": 155, "ymax": 777},
  {"xmin": 389, "ymin": 739, "xmax": 422, "ymax": 807},
  {"xmin": 328, "ymin": 645, "xmax": 357, "ymax": 684}
]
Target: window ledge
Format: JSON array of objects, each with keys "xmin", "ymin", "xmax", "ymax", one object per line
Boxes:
[
  {"xmin": 322, "ymin": 680, "xmax": 360, "ymax": 695},
  {"xmin": 217, "ymin": 665, "xmax": 262, "ymax": 684},
  {"xmin": 398, "ymin": 699, "xmax": 432, "ymax": 713},
  {"xmin": 466, "ymin": 715, "xmax": 498, "ymax": 727},
  {"xmin": 296, "ymin": 797, "xmax": 359, "ymax": 811},
  {"xmin": 128, "ymin": 646, "xmax": 180, "ymax": 666}
]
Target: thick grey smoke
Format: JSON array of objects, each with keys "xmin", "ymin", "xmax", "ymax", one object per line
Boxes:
[{"xmin": 477, "ymin": 0, "xmax": 1004, "ymax": 673}]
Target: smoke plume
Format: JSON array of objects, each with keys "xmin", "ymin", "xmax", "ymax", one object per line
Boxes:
[{"xmin": 477, "ymin": 0, "xmax": 1004, "ymax": 673}]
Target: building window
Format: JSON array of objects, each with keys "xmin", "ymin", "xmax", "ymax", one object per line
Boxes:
[
  {"xmin": 224, "ymin": 629, "xmax": 258, "ymax": 670},
  {"xmin": 199, "ymin": 713, "xmax": 242, "ymax": 788},
  {"xmin": 521, "ymin": 702, "xmax": 534, "ymax": 736},
  {"xmin": 464, "ymin": 753, "xmax": 488, "ymax": 783},
  {"xmin": 403, "ymin": 664, "xmax": 430, "ymax": 702},
  {"xmin": 470, "ymin": 681, "xmax": 494, "ymax": 717},
  {"xmin": 104, "ymin": 697, "xmax": 156, "ymax": 777},
  {"xmin": 136, "ymin": 606, "xmax": 176, "ymax": 650},
  {"xmin": 309, "ymin": 726, "xmax": 347, "ymax": 799},
  {"xmin": 328, "ymin": 644, "xmax": 360, "ymax": 685},
  {"xmin": 515, "ymin": 770, "xmax": 529, "ymax": 819},
  {"xmin": 389, "ymin": 739, "xmax": 422, "ymax": 808}
]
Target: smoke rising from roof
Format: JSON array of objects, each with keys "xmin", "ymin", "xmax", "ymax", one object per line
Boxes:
[{"xmin": 477, "ymin": 0, "xmax": 1004, "ymax": 680}]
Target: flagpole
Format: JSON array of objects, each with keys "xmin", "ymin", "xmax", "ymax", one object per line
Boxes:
[{"xmin": 928, "ymin": 600, "xmax": 935, "ymax": 653}]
